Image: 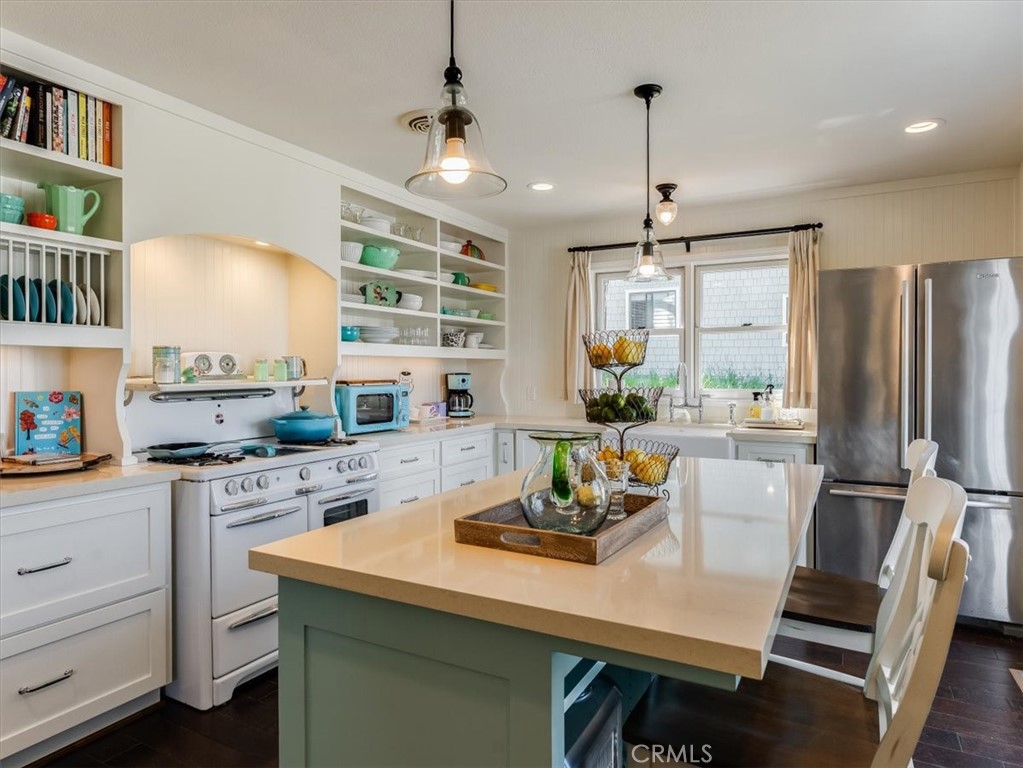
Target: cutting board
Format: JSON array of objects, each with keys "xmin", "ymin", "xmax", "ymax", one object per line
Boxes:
[
  {"xmin": 0, "ymin": 453, "xmax": 113, "ymax": 476},
  {"xmin": 335, "ymin": 379, "xmax": 397, "ymax": 385}
]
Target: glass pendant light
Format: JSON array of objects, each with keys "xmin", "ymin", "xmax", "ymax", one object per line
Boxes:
[
  {"xmin": 405, "ymin": 0, "xmax": 506, "ymax": 200},
  {"xmin": 655, "ymin": 183, "xmax": 678, "ymax": 226},
  {"xmin": 627, "ymin": 84, "xmax": 670, "ymax": 283}
]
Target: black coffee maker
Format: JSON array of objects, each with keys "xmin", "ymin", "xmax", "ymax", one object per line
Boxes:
[{"xmin": 446, "ymin": 372, "xmax": 474, "ymax": 419}]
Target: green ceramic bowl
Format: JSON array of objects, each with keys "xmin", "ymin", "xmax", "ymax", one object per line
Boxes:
[{"xmin": 360, "ymin": 245, "xmax": 400, "ymax": 270}]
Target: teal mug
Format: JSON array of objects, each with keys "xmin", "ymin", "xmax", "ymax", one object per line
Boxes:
[
  {"xmin": 38, "ymin": 183, "xmax": 101, "ymax": 235},
  {"xmin": 452, "ymin": 272, "xmax": 470, "ymax": 286}
]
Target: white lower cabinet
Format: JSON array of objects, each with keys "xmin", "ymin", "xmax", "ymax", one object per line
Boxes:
[
  {"xmin": 441, "ymin": 458, "xmax": 492, "ymax": 492},
  {"xmin": 735, "ymin": 441, "xmax": 813, "ymax": 464},
  {"xmin": 495, "ymin": 430, "xmax": 514, "ymax": 475},
  {"xmin": 380, "ymin": 470, "xmax": 442, "ymax": 508},
  {"xmin": 0, "ymin": 482, "xmax": 172, "ymax": 763},
  {"xmin": 441, "ymin": 432, "xmax": 492, "ymax": 466}
]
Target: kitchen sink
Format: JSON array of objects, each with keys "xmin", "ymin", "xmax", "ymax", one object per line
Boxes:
[{"xmin": 631, "ymin": 423, "xmax": 733, "ymax": 458}]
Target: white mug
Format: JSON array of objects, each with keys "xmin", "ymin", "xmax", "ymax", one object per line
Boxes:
[
  {"xmin": 421, "ymin": 403, "xmax": 440, "ymax": 419},
  {"xmin": 465, "ymin": 332, "xmax": 484, "ymax": 349},
  {"xmin": 409, "ymin": 406, "xmax": 421, "ymax": 421}
]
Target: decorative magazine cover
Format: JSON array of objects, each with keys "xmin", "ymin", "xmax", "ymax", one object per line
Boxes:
[{"xmin": 14, "ymin": 391, "xmax": 83, "ymax": 455}]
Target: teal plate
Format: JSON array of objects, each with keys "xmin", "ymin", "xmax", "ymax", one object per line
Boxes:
[
  {"xmin": 0, "ymin": 274, "xmax": 26, "ymax": 321},
  {"xmin": 48, "ymin": 280, "xmax": 75, "ymax": 324},
  {"xmin": 31, "ymin": 278, "xmax": 57, "ymax": 323},
  {"xmin": 14, "ymin": 276, "xmax": 39, "ymax": 321}
]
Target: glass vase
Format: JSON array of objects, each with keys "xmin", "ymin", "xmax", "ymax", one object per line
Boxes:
[{"xmin": 520, "ymin": 432, "xmax": 611, "ymax": 534}]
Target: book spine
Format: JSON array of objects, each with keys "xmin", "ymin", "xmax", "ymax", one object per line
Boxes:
[
  {"xmin": 53, "ymin": 88, "xmax": 65, "ymax": 154},
  {"xmin": 0, "ymin": 76, "xmax": 15, "ymax": 116},
  {"xmin": 10, "ymin": 87, "xmax": 27, "ymax": 140},
  {"xmin": 67, "ymin": 89, "xmax": 78, "ymax": 157},
  {"xmin": 29, "ymin": 82, "xmax": 47, "ymax": 147},
  {"xmin": 17, "ymin": 93, "xmax": 32, "ymax": 142},
  {"xmin": 102, "ymin": 100, "xmax": 112, "ymax": 165},
  {"xmin": 86, "ymin": 95, "xmax": 96, "ymax": 162},
  {"xmin": 95, "ymin": 99, "xmax": 104, "ymax": 165},
  {"xmin": 45, "ymin": 91, "xmax": 52, "ymax": 150},
  {"xmin": 1, "ymin": 86, "xmax": 23, "ymax": 139},
  {"xmin": 78, "ymin": 92, "xmax": 87, "ymax": 159}
]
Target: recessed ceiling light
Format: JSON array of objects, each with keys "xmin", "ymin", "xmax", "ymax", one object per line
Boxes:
[
  {"xmin": 904, "ymin": 119, "xmax": 945, "ymax": 134},
  {"xmin": 528, "ymin": 182, "xmax": 554, "ymax": 191},
  {"xmin": 254, "ymin": 240, "xmax": 270, "ymax": 246}
]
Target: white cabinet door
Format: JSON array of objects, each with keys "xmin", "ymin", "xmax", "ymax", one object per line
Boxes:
[
  {"xmin": 441, "ymin": 459, "xmax": 492, "ymax": 492},
  {"xmin": 441, "ymin": 431, "xmax": 492, "ymax": 466},
  {"xmin": 1, "ymin": 485, "xmax": 169, "ymax": 638},
  {"xmin": 211, "ymin": 595, "xmax": 278, "ymax": 679},
  {"xmin": 379, "ymin": 470, "xmax": 441, "ymax": 508},
  {"xmin": 379, "ymin": 441, "xmax": 440, "ymax": 479},
  {"xmin": 515, "ymin": 431, "xmax": 542, "ymax": 470},
  {"xmin": 495, "ymin": 430, "xmax": 514, "ymax": 475}
]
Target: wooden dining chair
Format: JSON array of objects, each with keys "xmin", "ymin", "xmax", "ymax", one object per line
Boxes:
[
  {"xmin": 773, "ymin": 439, "xmax": 940, "ymax": 677},
  {"xmin": 623, "ymin": 475, "xmax": 969, "ymax": 768}
]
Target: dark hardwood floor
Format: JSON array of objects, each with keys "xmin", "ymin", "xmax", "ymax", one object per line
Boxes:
[{"xmin": 37, "ymin": 624, "xmax": 1022, "ymax": 768}]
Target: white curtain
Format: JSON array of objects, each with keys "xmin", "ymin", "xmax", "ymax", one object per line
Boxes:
[
  {"xmin": 785, "ymin": 229, "xmax": 819, "ymax": 408},
  {"xmin": 564, "ymin": 251, "xmax": 592, "ymax": 401}
]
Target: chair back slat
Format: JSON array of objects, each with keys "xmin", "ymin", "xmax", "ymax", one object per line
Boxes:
[{"xmin": 878, "ymin": 439, "xmax": 939, "ymax": 589}]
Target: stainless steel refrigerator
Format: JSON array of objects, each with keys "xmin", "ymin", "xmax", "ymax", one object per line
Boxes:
[{"xmin": 817, "ymin": 257, "xmax": 1022, "ymax": 625}]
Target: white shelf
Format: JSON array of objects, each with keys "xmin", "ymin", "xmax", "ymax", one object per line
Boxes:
[
  {"xmin": 0, "ymin": 222, "xmax": 122, "ymax": 252},
  {"xmin": 438, "ymin": 316, "xmax": 506, "ymax": 328},
  {"xmin": 125, "ymin": 377, "xmax": 331, "ymax": 392},
  {"xmin": 340, "ymin": 221, "xmax": 435, "ymax": 254},
  {"xmin": 0, "ymin": 137, "xmax": 123, "ymax": 185},
  {"xmin": 441, "ymin": 283, "xmax": 505, "ymax": 299},
  {"xmin": 0, "ymin": 322, "xmax": 126, "ymax": 348},
  {"xmin": 438, "ymin": 250, "xmax": 505, "ymax": 273},
  {"xmin": 340, "ymin": 262, "xmax": 440, "ymax": 288},
  {"xmin": 339, "ymin": 342, "xmax": 506, "ymax": 360},
  {"xmin": 340, "ymin": 301, "xmax": 439, "ymax": 320}
]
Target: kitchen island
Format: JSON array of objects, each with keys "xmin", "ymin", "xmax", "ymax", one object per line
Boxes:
[{"xmin": 251, "ymin": 457, "xmax": 822, "ymax": 767}]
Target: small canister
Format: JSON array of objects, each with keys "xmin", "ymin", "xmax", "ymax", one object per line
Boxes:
[
  {"xmin": 253, "ymin": 358, "xmax": 269, "ymax": 382},
  {"xmin": 273, "ymin": 358, "xmax": 289, "ymax": 381},
  {"xmin": 152, "ymin": 345, "xmax": 181, "ymax": 384}
]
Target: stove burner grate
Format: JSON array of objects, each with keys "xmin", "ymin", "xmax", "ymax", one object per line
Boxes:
[
  {"xmin": 275, "ymin": 438, "xmax": 360, "ymax": 447},
  {"xmin": 148, "ymin": 455, "xmax": 247, "ymax": 467}
]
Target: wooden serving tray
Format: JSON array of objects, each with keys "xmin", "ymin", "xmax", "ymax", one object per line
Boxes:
[
  {"xmin": 454, "ymin": 494, "xmax": 668, "ymax": 565},
  {"xmin": 0, "ymin": 453, "xmax": 112, "ymax": 476}
]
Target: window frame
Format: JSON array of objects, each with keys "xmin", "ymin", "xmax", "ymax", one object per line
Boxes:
[{"xmin": 590, "ymin": 248, "xmax": 787, "ymax": 401}]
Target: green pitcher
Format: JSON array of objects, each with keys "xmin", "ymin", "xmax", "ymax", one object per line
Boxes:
[{"xmin": 38, "ymin": 183, "xmax": 101, "ymax": 235}]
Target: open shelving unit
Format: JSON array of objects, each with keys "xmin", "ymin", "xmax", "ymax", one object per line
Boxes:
[{"xmin": 338, "ymin": 186, "xmax": 508, "ymax": 360}]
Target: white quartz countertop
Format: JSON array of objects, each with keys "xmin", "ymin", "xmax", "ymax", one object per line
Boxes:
[
  {"xmin": 0, "ymin": 463, "xmax": 180, "ymax": 507},
  {"xmin": 251, "ymin": 457, "xmax": 823, "ymax": 680},
  {"xmin": 726, "ymin": 426, "xmax": 817, "ymax": 444}
]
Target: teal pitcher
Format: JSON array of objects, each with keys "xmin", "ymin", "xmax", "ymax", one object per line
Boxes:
[{"xmin": 38, "ymin": 183, "xmax": 101, "ymax": 235}]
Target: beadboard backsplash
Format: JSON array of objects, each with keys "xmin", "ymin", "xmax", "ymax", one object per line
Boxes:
[{"xmin": 0, "ymin": 346, "xmax": 70, "ymax": 455}]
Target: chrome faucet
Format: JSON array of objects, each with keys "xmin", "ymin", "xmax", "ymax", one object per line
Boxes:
[{"xmin": 727, "ymin": 401, "xmax": 737, "ymax": 426}]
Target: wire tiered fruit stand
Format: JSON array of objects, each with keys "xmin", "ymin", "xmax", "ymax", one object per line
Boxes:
[{"xmin": 579, "ymin": 329, "xmax": 680, "ymax": 498}]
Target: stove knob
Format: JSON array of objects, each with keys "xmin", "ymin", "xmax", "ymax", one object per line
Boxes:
[
  {"xmin": 241, "ymin": 477, "xmax": 254, "ymax": 493},
  {"xmin": 225, "ymin": 479, "xmax": 239, "ymax": 496},
  {"xmin": 335, "ymin": 460, "xmax": 346, "ymax": 473},
  {"xmin": 358, "ymin": 456, "xmax": 369, "ymax": 469},
  {"xmin": 347, "ymin": 458, "xmax": 359, "ymax": 471},
  {"xmin": 299, "ymin": 467, "xmax": 312, "ymax": 481},
  {"xmin": 257, "ymin": 474, "xmax": 270, "ymax": 490}
]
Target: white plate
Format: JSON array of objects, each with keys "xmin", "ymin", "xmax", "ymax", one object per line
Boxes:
[
  {"xmin": 440, "ymin": 272, "xmax": 455, "ymax": 283},
  {"xmin": 78, "ymin": 283, "xmax": 101, "ymax": 325},
  {"xmin": 73, "ymin": 283, "xmax": 88, "ymax": 324},
  {"xmin": 395, "ymin": 269, "xmax": 435, "ymax": 279},
  {"xmin": 478, "ymin": 343, "xmax": 495, "ymax": 349}
]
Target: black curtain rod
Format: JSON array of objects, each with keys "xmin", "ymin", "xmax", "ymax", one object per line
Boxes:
[{"xmin": 567, "ymin": 222, "xmax": 823, "ymax": 254}]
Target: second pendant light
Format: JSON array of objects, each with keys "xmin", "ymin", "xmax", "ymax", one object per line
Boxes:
[{"xmin": 627, "ymin": 84, "xmax": 670, "ymax": 283}]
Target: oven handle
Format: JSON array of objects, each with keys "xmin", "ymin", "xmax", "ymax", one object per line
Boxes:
[
  {"xmin": 226, "ymin": 505, "xmax": 302, "ymax": 528},
  {"xmin": 220, "ymin": 497, "xmax": 268, "ymax": 513},
  {"xmin": 346, "ymin": 472, "xmax": 378, "ymax": 484},
  {"xmin": 318, "ymin": 489, "xmax": 374, "ymax": 505},
  {"xmin": 294, "ymin": 484, "xmax": 323, "ymax": 495},
  {"xmin": 228, "ymin": 604, "xmax": 279, "ymax": 630}
]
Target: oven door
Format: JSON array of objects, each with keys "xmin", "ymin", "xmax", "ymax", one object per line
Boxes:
[{"xmin": 307, "ymin": 482, "xmax": 380, "ymax": 530}]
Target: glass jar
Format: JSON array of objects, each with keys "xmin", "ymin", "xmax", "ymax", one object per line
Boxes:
[
  {"xmin": 253, "ymin": 358, "xmax": 269, "ymax": 382},
  {"xmin": 273, "ymin": 358, "xmax": 289, "ymax": 381},
  {"xmin": 520, "ymin": 432, "xmax": 611, "ymax": 534},
  {"xmin": 152, "ymin": 345, "xmax": 181, "ymax": 384}
]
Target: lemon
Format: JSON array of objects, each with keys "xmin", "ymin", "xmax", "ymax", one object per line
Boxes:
[{"xmin": 588, "ymin": 343, "xmax": 613, "ymax": 366}]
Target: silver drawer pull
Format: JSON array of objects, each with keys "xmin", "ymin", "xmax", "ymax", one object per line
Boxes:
[
  {"xmin": 318, "ymin": 489, "xmax": 372, "ymax": 505},
  {"xmin": 400, "ymin": 457, "xmax": 420, "ymax": 464},
  {"xmin": 829, "ymin": 489, "xmax": 906, "ymax": 502},
  {"xmin": 228, "ymin": 605, "xmax": 279, "ymax": 630},
  {"xmin": 460, "ymin": 445, "xmax": 476, "ymax": 452},
  {"xmin": 18, "ymin": 556, "xmax": 72, "ymax": 575},
  {"xmin": 459, "ymin": 479, "xmax": 476, "ymax": 487},
  {"xmin": 400, "ymin": 495, "xmax": 420, "ymax": 504},
  {"xmin": 220, "ymin": 497, "xmax": 268, "ymax": 512},
  {"xmin": 966, "ymin": 500, "xmax": 1013, "ymax": 510},
  {"xmin": 227, "ymin": 506, "xmax": 302, "ymax": 528},
  {"xmin": 294, "ymin": 484, "xmax": 323, "ymax": 495},
  {"xmin": 755, "ymin": 457, "xmax": 787, "ymax": 463},
  {"xmin": 19, "ymin": 669, "xmax": 74, "ymax": 694},
  {"xmin": 346, "ymin": 472, "xmax": 378, "ymax": 484}
]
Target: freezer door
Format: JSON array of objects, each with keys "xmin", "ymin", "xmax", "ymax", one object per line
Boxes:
[
  {"xmin": 818, "ymin": 266, "xmax": 916, "ymax": 484},
  {"xmin": 815, "ymin": 482, "xmax": 906, "ymax": 582},
  {"xmin": 959, "ymin": 493, "xmax": 1023, "ymax": 624},
  {"xmin": 917, "ymin": 257, "xmax": 1023, "ymax": 493}
]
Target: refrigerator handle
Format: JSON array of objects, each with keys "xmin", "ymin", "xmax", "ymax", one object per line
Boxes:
[
  {"xmin": 900, "ymin": 279, "xmax": 911, "ymax": 468},
  {"xmin": 923, "ymin": 277, "xmax": 933, "ymax": 440}
]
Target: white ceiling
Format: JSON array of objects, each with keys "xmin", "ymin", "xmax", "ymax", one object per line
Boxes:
[{"xmin": 2, "ymin": 0, "xmax": 1021, "ymax": 228}]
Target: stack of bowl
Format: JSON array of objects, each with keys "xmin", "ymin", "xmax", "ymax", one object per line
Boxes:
[
  {"xmin": 0, "ymin": 194, "xmax": 24, "ymax": 224},
  {"xmin": 356, "ymin": 326, "xmax": 400, "ymax": 344},
  {"xmin": 398, "ymin": 293, "xmax": 423, "ymax": 311},
  {"xmin": 341, "ymin": 241, "xmax": 363, "ymax": 263}
]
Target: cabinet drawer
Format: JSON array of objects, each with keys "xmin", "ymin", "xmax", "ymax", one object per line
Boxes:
[
  {"xmin": 0, "ymin": 485, "xmax": 169, "ymax": 638},
  {"xmin": 441, "ymin": 432, "xmax": 492, "ymax": 466},
  {"xmin": 379, "ymin": 441, "xmax": 440, "ymax": 478},
  {"xmin": 380, "ymin": 470, "xmax": 441, "ymax": 508},
  {"xmin": 212, "ymin": 596, "xmax": 278, "ymax": 679},
  {"xmin": 441, "ymin": 459, "xmax": 492, "ymax": 492},
  {"xmin": 735, "ymin": 442, "xmax": 811, "ymax": 464},
  {"xmin": 0, "ymin": 589, "xmax": 168, "ymax": 759}
]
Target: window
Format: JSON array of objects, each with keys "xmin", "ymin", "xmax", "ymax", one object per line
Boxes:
[
  {"xmin": 696, "ymin": 262, "xmax": 787, "ymax": 395},
  {"xmin": 593, "ymin": 256, "xmax": 787, "ymax": 398}
]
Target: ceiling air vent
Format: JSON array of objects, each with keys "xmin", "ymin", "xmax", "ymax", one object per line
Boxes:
[{"xmin": 399, "ymin": 109, "xmax": 435, "ymax": 134}]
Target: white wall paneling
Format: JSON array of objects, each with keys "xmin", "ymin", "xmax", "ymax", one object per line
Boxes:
[{"xmin": 0, "ymin": 347, "xmax": 69, "ymax": 455}]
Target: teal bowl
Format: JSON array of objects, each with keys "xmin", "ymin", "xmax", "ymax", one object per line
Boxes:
[
  {"xmin": 0, "ymin": 193, "xmax": 24, "ymax": 210},
  {"xmin": 0, "ymin": 207, "xmax": 23, "ymax": 224},
  {"xmin": 360, "ymin": 245, "xmax": 400, "ymax": 270},
  {"xmin": 340, "ymin": 326, "xmax": 360, "ymax": 342}
]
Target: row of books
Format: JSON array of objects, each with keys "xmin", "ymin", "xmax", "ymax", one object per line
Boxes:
[{"xmin": 0, "ymin": 72, "xmax": 114, "ymax": 166}]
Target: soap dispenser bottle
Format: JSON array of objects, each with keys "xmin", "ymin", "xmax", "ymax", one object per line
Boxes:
[
  {"xmin": 749, "ymin": 392, "xmax": 763, "ymax": 420},
  {"xmin": 761, "ymin": 385, "xmax": 776, "ymax": 422}
]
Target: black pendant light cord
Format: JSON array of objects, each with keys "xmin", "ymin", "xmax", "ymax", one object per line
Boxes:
[
  {"xmin": 449, "ymin": 0, "xmax": 455, "ymax": 66},
  {"xmin": 644, "ymin": 93, "xmax": 652, "ymax": 229},
  {"xmin": 444, "ymin": 0, "xmax": 462, "ymax": 102}
]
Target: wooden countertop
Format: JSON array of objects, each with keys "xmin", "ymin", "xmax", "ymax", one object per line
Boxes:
[{"xmin": 251, "ymin": 457, "xmax": 823, "ymax": 680}]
